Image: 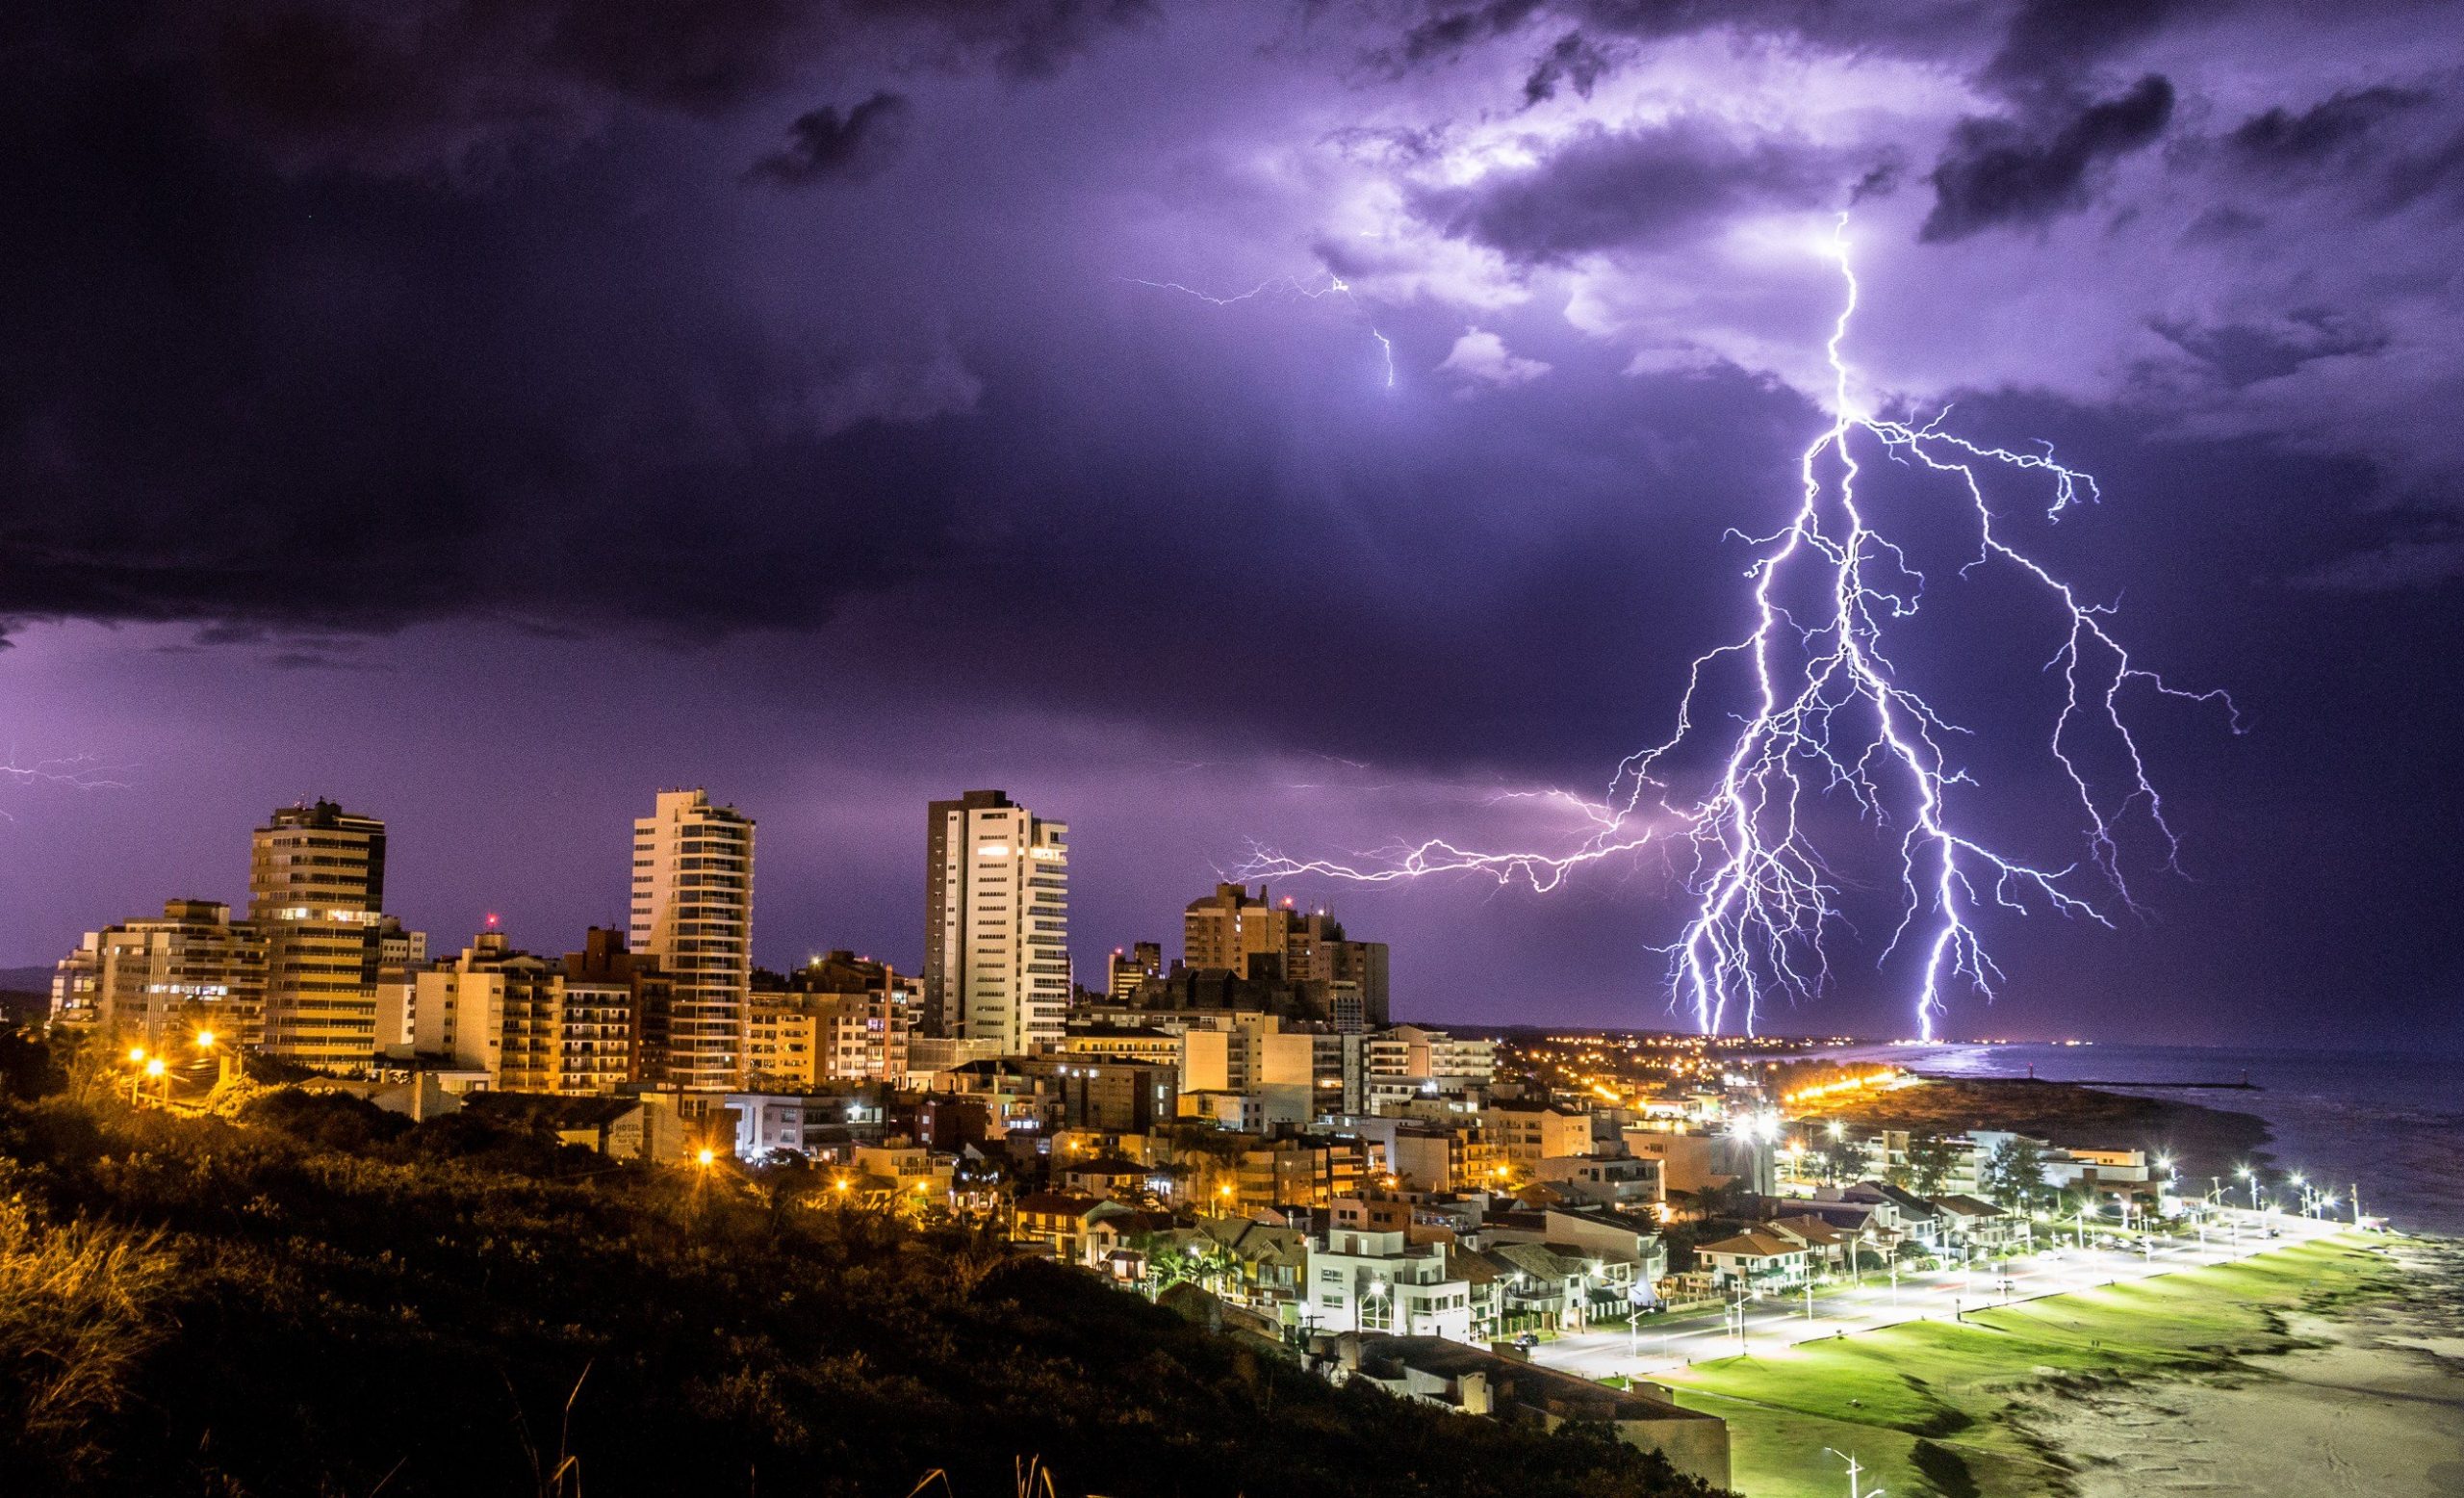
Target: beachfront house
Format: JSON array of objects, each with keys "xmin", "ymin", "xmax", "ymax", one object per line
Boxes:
[{"xmin": 1694, "ymin": 1228, "xmax": 1812, "ymax": 1292}]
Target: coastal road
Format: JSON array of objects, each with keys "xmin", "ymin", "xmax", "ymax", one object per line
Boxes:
[{"xmin": 1532, "ymin": 1210, "xmax": 2347, "ymax": 1382}]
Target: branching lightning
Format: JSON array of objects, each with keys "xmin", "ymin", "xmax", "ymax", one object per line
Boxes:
[
  {"xmin": 1125, "ymin": 273, "xmax": 1397, "ymax": 389},
  {"xmin": 1246, "ymin": 219, "xmax": 2239, "ymax": 1041}
]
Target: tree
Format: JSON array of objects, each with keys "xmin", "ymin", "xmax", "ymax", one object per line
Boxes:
[
  {"xmin": 1906, "ymin": 1133, "xmax": 1960, "ymax": 1198},
  {"xmin": 1814, "ymin": 1137, "xmax": 1864, "ymax": 1186},
  {"xmin": 1980, "ymin": 1137, "xmax": 2048, "ymax": 1209}
]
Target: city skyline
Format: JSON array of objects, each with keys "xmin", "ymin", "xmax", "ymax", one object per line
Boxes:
[{"xmin": 11, "ymin": 769, "xmax": 2445, "ymax": 1050}]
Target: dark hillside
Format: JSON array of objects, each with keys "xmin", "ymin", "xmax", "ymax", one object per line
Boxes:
[{"xmin": 0, "ymin": 1036, "xmax": 1714, "ymax": 1498}]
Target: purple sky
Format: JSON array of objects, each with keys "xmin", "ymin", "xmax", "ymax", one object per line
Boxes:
[{"xmin": 5, "ymin": 2, "xmax": 2462, "ymax": 1049}]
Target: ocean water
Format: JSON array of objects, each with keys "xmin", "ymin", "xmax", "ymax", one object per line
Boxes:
[{"xmin": 1821, "ymin": 1042, "xmax": 2464, "ymax": 1237}]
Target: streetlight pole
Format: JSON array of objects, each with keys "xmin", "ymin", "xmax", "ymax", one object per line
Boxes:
[{"xmin": 1823, "ymin": 1448, "xmax": 1882, "ymax": 1498}]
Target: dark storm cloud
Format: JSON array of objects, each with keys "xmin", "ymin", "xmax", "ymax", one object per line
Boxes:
[
  {"xmin": 2292, "ymin": 517, "xmax": 2464, "ymax": 592},
  {"xmin": 1522, "ymin": 31, "xmax": 1608, "ymax": 106},
  {"xmin": 1920, "ymin": 74, "xmax": 2174, "ymax": 241},
  {"xmin": 1383, "ymin": 0, "xmax": 1858, "ymax": 76},
  {"xmin": 1980, "ymin": 0, "xmax": 2196, "ymax": 90},
  {"xmin": 2149, "ymin": 311, "xmax": 2385, "ymax": 390},
  {"xmin": 0, "ymin": 2, "xmax": 1144, "ymax": 643},
  {"xmin": 2227, "ymin": 86, "xmax": 2431, "ymax": 165},
  {"xmin": 746, "ymin": 92, "xmax": 914, "ymax": 185},
  {"xmin": 160, "ymin": 0, "xmax": 1146, "ymax": 174},
  {"xmin": 1412, "ymin": 116, "xmax": 1838, "ymax": 262},
  {"xmin": 1392, "ymin": 0, "xmax": 1546, "ymax": 66},
  {"xmin": 2213, "ymin": 82, "xmax": 2464, "ymax": 220}
]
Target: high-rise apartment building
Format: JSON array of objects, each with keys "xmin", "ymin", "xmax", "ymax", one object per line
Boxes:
[
  {"xmin": 251, "ymin": 800, "xmax": 388, "ymax": 1072},
  {"xmin": 924, "ymin": 790, "xmax": 1069, "ymax": 1052},
  {"xmin": 1182, "ymin": 883, "xmax": 1389, "ymax": 1028},
  {"xmin": 52, "ymin": 898, "xmax": 269, "ymax": 1046},
  {"xmin": 629, "ymin": 789, "xmax": 754, "ymax": 1092}
]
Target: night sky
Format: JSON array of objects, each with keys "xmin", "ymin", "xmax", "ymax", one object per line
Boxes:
[{"xmin": 5, "ymin": 1, "xmax": 2461, "ymax": 1050}]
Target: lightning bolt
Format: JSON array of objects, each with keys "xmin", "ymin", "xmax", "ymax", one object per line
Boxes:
[
  {"xmin": 1, "ymin": 750, "xmax": 132, "ymax": 820},
  {"xmin": 1246, "ymin": 218, "xmax": 2238, "ymax": 1041},
  {"xmin": 1125, "ymin": 273, "xmax": 1397, "ymax": 389}
]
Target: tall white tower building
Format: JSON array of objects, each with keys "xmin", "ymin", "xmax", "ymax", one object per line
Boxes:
[
  {"xmin": 630, "ymin": 788, "xmax": 755, "ymax": 1092},
  {"xmin": 924, "ymin": 790, "xmax": 1068, "ymax": 1052}
]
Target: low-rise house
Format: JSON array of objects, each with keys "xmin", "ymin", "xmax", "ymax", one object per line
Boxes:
[
  {"xmin": 1084, "ymin": 1208, "xmax": 1182, "ymax": 1277},
  {"xmin": 1181, "ymin": 1216, "xmax": 1313, "ymax": 1308},
  {"xmin": 1694, "ymin": 1227, "xmax": 1813, "ymax": 1292},
  {"xmin": 1478, "ymin": 1242, "xmax": 1604, "ymax": 1331},
  {"xmin": 463, "ymin": 1092, "xmax": 688, "ymax": 1162},
  {"xmin": 1061, "ymin": 1154, "xmax": 1150, "ymax": 1201},
  {"xmin": 853, "ymin": 1141, "xmax": 954, "ymax": 1199},
  {"xmin": 1536, "ymin": 1154, "xmax": 1665, "ymax": 1210},
  {"xmin": 1840, "ymin": 1181, "xmax": 1944, "ymax": 1249},
  {"xmin": 1929, "ymin": 1194, "xmax": 2027, "ymax": 1251},
  {"xmin": 1332, "ymin": 1334, "xmax": 1730, "ymax": 1490},
  {"xmin": 1305, "ymin": 1227, "xmax": 1475, "ymax": 1340},
  {"xmin": 1766, "ymin": 1213, "xmax": 1862, "ymax": 1272},
  {"xmin": 1012, "ymin": 1192, "xmax": 1133, "ymax": 1262}
]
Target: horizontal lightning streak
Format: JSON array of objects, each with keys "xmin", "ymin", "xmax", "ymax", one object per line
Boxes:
[
  {"xmin": 1, "ymin": 751, "xmax": 133, "ymax": 821},
  {"xmin": 1123, "ymin": 273, "xmax": 1396, "ymax": 390}
]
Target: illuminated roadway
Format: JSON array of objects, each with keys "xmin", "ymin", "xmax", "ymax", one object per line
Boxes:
[{"xmin": 1529, "ymin": 1210, "xmax": 2348, "ymax": 1381}]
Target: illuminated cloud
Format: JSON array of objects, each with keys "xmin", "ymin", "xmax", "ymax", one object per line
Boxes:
[{"xmin": 1437, "ymin": 328, "xmax": 1552, "ymax": 390}]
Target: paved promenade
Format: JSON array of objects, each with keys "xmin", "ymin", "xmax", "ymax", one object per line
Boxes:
[{"xmin": 1532, "ymin": 1209, "xmax": 2345, "ymax": 1381}]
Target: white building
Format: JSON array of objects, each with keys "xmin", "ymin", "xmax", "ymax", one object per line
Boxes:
[
  {"xmin": 1305, "ymin": 1227, "xmax": 1475, "ymax": 1342},
  {"xmin": 924, "ymin": 790, "xmax": 1069, "ymax": 1053},
  {"xmin": 1537, "ymin": 1154, "xmax": 1666, "ymax": 1210},
  {"xmin": 631, "ymin": 788, "xmax": 755, "ymax": 1093},
  {"xmin": 1365, "ymin": 1025, "xmax": 1496, "ymax": 1105}
]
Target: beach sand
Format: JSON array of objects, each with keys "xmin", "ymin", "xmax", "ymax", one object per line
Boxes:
[{"xmin": 2024, "ymin": 1236, "xmax": 2464, "ymax": 1498}]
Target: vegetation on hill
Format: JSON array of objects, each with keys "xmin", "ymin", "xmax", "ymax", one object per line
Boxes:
[
  {"xmin": 1794, "ymin": 1077, "xmax": 2272, "ymax": 1182},
  {"xmin": 0, "ymin": 1030, "xmax": 1715, "ymax": 1498}
]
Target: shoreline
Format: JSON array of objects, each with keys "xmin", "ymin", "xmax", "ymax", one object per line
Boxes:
[{"xmin": 2017, "ymin": 1233, "xmax": 2464, "ymax": 1497}]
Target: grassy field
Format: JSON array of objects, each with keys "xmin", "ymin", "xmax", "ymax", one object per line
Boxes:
[{"xmin": 1656, "ymin": 1233, "xmax": 2405, "ymax": 1498}]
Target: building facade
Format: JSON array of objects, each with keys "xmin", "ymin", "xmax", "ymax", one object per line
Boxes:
[
  {"xmin": 1181, "ymin": 883, "xmax": 1388, "ymax": 1027},
  {"xmin": 55, "ymin": 898, "xmax": 269, "ymax": 1047},
  {"xmin": 923, "ymin": 789, "xmax": 1069, "ymax": 1052},
  {"xmin": 251, "ymin": 800, "xmax": 389, "ymax": 1072},
  {"xmin": 1107, "ymin": 941, "xmax": 1163, "ymax": 1000},
  {"xmin": 630, "ymin": 789, "xmax": 754, "ymax": 1092}
]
